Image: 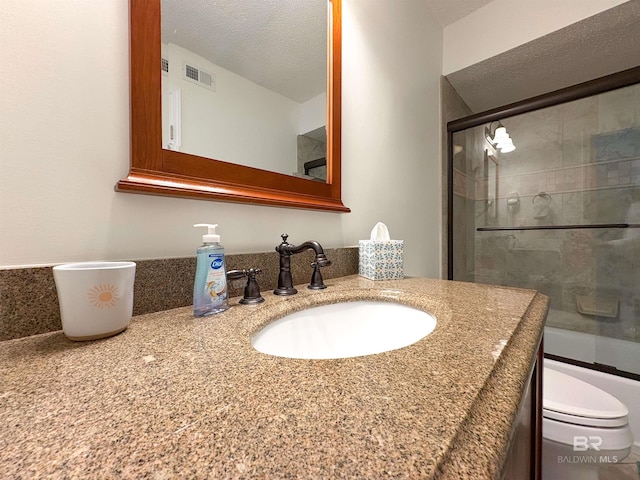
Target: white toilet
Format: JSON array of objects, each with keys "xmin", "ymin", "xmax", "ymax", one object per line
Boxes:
[{"xmin": 542, "ymin": 366, "xmax": 634, "ymax": 480}]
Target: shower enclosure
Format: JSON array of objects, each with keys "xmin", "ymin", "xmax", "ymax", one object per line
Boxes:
[{"xmin": 448, "ymin": 68, "xmax": 640, "ymax": 378}]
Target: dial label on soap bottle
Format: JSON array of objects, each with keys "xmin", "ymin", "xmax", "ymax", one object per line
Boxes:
[{"xmin": 205, "ymin": 253, "xmax": 227, "ymax": 302}]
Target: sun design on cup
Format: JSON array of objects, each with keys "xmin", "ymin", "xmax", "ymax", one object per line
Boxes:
[{"xmin": 87, "ymin": 284, "xmax": 120, "ymax": 309}]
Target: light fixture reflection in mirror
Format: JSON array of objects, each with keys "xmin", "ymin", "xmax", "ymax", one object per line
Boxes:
[{"xmin": 116, "ymin": 0, "xmax": 349, "ymax": 213}]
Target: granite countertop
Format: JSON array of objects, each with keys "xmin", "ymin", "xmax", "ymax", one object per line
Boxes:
[{"xmin": 0, "ymin": 275, "xmax": 548, "ymax": 479}]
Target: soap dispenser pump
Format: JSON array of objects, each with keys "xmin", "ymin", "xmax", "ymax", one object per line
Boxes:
[{"xmin": 193, "ymin": 224, "xmax": 229, "ymax": 317}]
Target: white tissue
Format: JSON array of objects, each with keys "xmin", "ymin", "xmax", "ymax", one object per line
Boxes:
[{"xmin": 370, "ymin": 222, "xmax": 390, "ymax": 241}]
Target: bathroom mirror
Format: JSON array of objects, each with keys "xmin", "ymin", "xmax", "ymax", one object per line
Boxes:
[
  {"xmin": 160, "ymin": 1, "xmax": 328, "ymax": 181},
  {"xmin": 117, "ymin": 0, "xmax": 349, "ymax": 212}
]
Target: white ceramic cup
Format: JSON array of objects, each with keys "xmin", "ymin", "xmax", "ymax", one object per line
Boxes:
[{"xmin": 53, "ymin": 262, "xmax": 136, "ymax": 341}]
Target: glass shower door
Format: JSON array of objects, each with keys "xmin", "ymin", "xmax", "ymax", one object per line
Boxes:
[{"xmin": 450, "ymin": 82, "xmax": 640, "ymax": 378}]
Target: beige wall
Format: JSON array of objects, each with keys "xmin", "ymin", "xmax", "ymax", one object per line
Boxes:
[{"xmin": 0, "ymin": 0, "xmax": 443, "ymax": 278}]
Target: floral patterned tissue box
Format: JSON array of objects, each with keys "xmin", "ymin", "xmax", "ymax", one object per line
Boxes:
[{"xmin": 358, "ymin": 240, "xmax": 404, "ymax": 280}]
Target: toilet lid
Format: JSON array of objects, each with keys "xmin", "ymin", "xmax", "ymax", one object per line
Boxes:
[{"xmin": 543, "ymin": 367, "xmax": 629, "ymax": 426}]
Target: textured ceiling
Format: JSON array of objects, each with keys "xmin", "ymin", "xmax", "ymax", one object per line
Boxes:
[
  {"xmin": 160, "ymin": 0, "xmax": 489, "ymax": 103},
  {"xmin": 446, "ymin": 0, "xmax": 640, "ymax": 113},
  {"xmin": 161, "ymin": 0, "xmax": 327, "ymax": 103},
  {"xmin": 161, "ymin": 1, "xmax": 640, "ymax": 112}
]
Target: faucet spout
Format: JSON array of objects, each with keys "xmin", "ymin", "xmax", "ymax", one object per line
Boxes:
[
  {"xmin": 286, "ymin": 241, "xmax": 332, "ymax": 267},
  {"xmin": 274, "ymin": 234, "xmax": 331, "ymax": 295}
]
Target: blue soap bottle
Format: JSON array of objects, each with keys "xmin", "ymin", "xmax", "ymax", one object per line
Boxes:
[{"xmin": 193, "ymin": 224, "xmax": 229, "ymax": 317}]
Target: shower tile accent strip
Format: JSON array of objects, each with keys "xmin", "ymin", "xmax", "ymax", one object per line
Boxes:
[
  {"xmin": 469, "ymin": 158, "xmax": 640, "ymax": 201},
  {"xmin": 0, "ymin": 247, "xmax": 359, "ymax": 341}
]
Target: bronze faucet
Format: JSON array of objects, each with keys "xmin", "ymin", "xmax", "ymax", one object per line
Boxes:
[{"xmin": 274, "ymin": 234, "xmax": 332, "ymax": 295}]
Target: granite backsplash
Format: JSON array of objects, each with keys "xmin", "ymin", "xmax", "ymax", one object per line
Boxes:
[{"xmin": 0, "ymin": 247, "xmax": 358, "ymax": 341}]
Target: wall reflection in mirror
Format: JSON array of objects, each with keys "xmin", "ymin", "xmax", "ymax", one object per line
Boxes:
[{"xmin": 161, "ymin": 0, "xmax": 328, "ymax": 181}]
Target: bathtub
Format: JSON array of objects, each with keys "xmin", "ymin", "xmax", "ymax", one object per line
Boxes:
[{"xmin": 544, "ymin": 326, "xmax": 640, "ymax": 447}]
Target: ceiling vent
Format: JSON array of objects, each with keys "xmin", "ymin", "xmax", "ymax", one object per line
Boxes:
[{"xmin": 183, "ymin": 63, "xmax": 216, "ymax": 91}]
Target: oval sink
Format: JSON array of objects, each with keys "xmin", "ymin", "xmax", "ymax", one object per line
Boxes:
[{"xmin": 251, "ymin": 301, "xmax": 436, "ymax": 359}]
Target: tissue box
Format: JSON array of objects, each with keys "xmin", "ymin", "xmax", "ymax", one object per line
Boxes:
[{"xmin": 358, "ymin": 240, "xmax": 404, "ymax": 280}]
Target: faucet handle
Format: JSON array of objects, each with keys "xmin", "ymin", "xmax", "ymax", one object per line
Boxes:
[
  {"xmin": 226, "ymin": 268, "xmax": 265, "ymax": 304},
  {"xmin": 280, "ymin": 233, "xmax": 289, "ymax": 244},
  {"xmin": 308, "ymin": 261, "xmax": 328, "ymax": 290},
  {"xmin": 226, "ymin": 269, "xmax": 247, "ymax": 281}
]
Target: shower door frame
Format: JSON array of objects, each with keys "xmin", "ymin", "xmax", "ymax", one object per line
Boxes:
[
  {"xmin": 446, "ymin": 66, "xmax": 640, "ymax": 380},
  {"xmin": 447, "ymin": 65, "xmax": 640, "ymax": 279}
]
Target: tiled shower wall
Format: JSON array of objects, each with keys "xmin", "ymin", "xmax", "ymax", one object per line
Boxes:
[
  {"xmin": 453, "ymin": 83, "xmax": 640, "ymax": 344},
  {"xmin": 442, "ymin": 76, "xmax": 473, "ymax": 281}
]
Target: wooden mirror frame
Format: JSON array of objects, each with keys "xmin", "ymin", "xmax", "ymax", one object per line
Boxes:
[{"xmin": 117, "ymin": 0, "xmax": 349, "ymax": 213}]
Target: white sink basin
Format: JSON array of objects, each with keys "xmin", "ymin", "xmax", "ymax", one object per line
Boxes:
[{"xmin": 251, "ymin": 301, "xmax": 436, "ymax": 359}]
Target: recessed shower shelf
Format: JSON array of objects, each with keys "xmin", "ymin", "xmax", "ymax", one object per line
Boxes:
[{"xmin": 477, "ymin": 223, "xmax": 640, "ymax": 232}]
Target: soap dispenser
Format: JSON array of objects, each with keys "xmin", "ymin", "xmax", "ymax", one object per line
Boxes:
[{"xmin": 193, "ymin": 224, "xmax": 229, "ymax": 317}]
